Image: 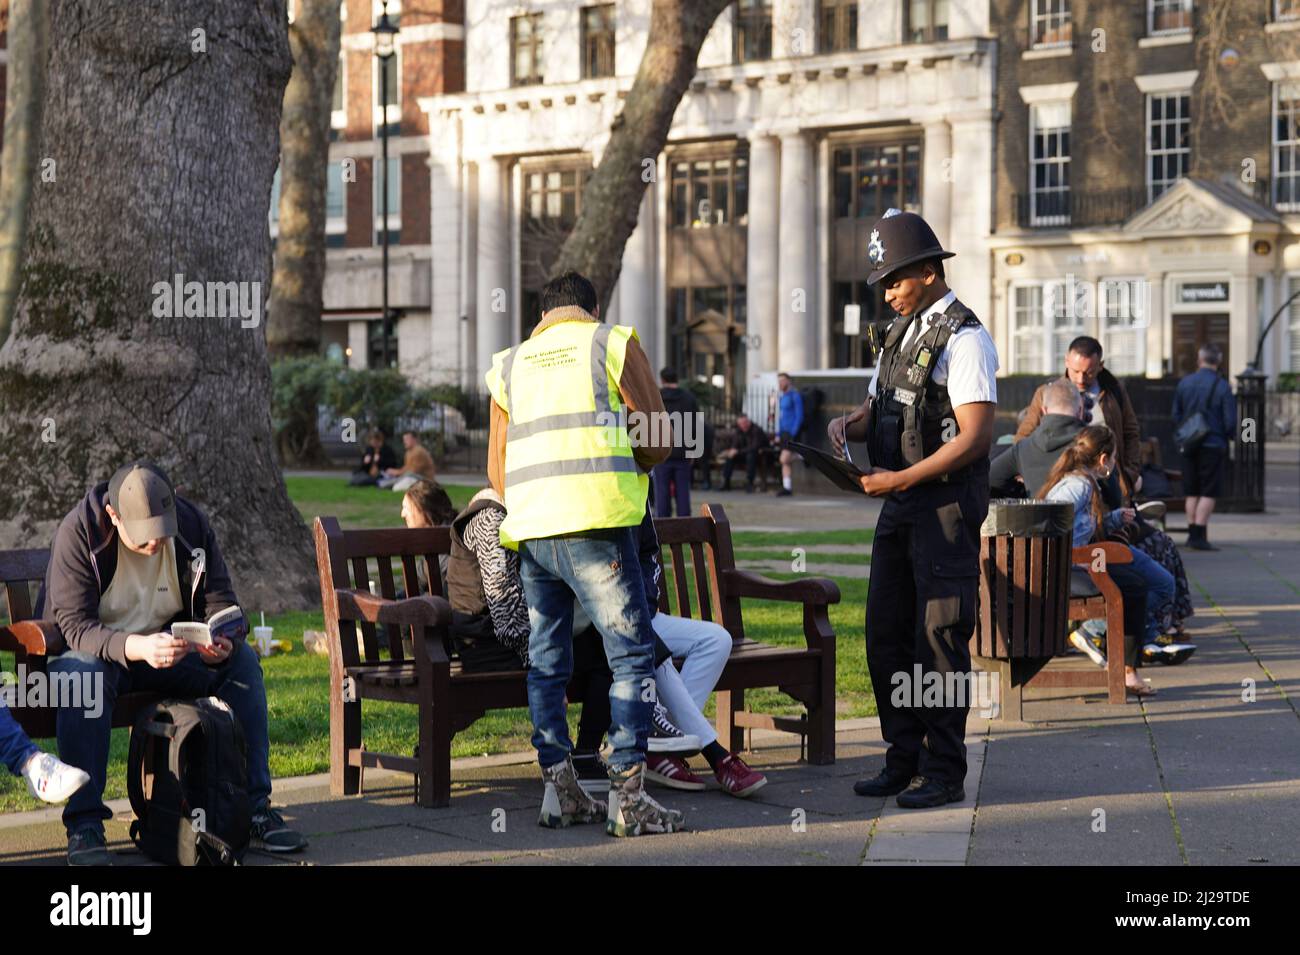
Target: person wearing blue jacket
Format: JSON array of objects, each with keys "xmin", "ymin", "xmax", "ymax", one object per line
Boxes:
[
  {"xmin": 775, "ymin": 372, "xmax": 804, "ymax": 497},
  {"xmin": 1172, "ymin": 344, "xmax": 1236, "ymax": 550}
]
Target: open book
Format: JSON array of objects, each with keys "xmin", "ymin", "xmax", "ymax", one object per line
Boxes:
[{"xmin": 170, "ymin": 605, "xmax": 246, "ymax": 647}]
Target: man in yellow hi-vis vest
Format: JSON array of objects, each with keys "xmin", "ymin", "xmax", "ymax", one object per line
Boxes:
[{"xmin": 485, "ymin": 271, "xmax": 684, "ymax": 838}]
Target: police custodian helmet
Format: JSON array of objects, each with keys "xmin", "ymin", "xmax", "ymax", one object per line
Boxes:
[{"xmin": 866, "ymin": 208, "xmax": 955, "ymax": 286}]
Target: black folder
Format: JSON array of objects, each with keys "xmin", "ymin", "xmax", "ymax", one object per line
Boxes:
[{"xmin": 786, "ymin": 440, "xmax": 869, "ymax": 496}]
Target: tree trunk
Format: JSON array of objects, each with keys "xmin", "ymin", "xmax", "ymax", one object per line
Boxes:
[
  {"xmin": 266, "ymin": 0, "xmax": 341, "ymax": 467},
  {"xmin": 0, "ymin": 0, "xmax": 319, "ymax": 613},
  {"xmin": 549, "ymin": 0, "xmax": 733, "ymax": 315},
  {"xmin": 0, "ymin": 0, "xmax": 49, "ymax": 347},
  {"xmin": 267, "ymin": 0, "xmax": 340, "ymax": 360}
]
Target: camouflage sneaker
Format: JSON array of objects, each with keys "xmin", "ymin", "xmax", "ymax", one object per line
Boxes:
[
  {"xmin": 606, "ymin": 762, "xmax": 685, "ymax": 837},
  {"xmin": 538, "ymin": 755, "xmax": 607, "ymax": 828}
]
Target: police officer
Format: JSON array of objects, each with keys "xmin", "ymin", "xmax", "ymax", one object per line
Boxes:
[{"xmin": 829, "ymin": 210, "xmax": 999, "ymax": 808}]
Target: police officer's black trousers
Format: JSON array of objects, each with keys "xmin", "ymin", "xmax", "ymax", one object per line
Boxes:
[{"xmin": 866, "ymin": 473, "xmax": 989, "ymax": 786}]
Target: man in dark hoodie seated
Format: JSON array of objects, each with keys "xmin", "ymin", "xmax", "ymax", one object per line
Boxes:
[
  {"xmin": 38, "ymin": 461, "xmax": 307, "ymax": 865},
  {"xmin": 991, "ymin": 377, "xmax": 1087, "ymax": 497}
]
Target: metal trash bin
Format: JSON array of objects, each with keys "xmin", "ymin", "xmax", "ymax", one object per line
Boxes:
[{"xmin": 971, "ymin": 499, "xmax": 1074, "ymax": 720}]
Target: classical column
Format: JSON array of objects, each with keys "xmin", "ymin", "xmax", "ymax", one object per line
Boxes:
[
  {"xmin": 618, "ymin": 184, "xmax": 658, "ymax": 363},
  {"xmin": 474, "ymin": 156, "xmax": 511, "ymax": 383},
  {"xmin": 746, "ymin": 133, "xmax": 780, "ymax": 378},
  {"xmin": 777, "ymin": 129, "xmax": 815, "ymax": 370},
  {"xmin": 922, "ymin": 119, "xmax": 953, "ymax": 248},
  {"xmin": 947, "ymin": 113, "xmax": 995, "ymax": 326}
]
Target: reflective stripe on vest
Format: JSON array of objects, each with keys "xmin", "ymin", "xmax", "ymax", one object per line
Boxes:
[{"xmin": 488, "ymin": 321, "xmax": 648, "ymax": 549}]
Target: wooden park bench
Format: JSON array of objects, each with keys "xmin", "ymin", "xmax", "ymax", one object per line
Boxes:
[
  {"xmin": 973, "ymin": 535, "xmax": 1132, "ymax": 720},
  {"xmin": 0, "ymin": 549, "xmax": 161, "ymax": 739},
  {"xmin": 313, "ymin": 503, "xmax": 840, "ymax": 808}
]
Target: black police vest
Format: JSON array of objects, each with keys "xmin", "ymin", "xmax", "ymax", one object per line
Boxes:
[{"xmin": 868, "ymin": 299, "xmax": 984, "ymax": 475}]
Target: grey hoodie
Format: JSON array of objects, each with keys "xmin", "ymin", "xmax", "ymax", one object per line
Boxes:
[{"xmin": 990, "ymin": 414, "xmax": 1085, "ymax": 498}]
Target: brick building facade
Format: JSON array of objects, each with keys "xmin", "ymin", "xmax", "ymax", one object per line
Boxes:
[{"xmin": 989, "ymin": 0, "xmax": 1300, "ymax": 381}]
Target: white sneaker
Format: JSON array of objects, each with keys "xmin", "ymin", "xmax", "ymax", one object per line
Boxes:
[
  {"xmin": 647, "ymin": 702, "xmax": 701, "ymax": 755},
  {"xmin": 1069, "ymin": 629, "xmax": 1107, "ymax": 668},
  {"xmin": 23, "ymin": 752, "xmax": 91, "ymax": 804}
]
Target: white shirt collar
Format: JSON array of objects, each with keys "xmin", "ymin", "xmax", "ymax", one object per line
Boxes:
[{"xmin": 919, "ymin": 290, "xmax": 957, "ymax": 326}]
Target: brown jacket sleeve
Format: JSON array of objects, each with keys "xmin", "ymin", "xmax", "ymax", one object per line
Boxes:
[
  {"xmin": 1115, "ymin": 387, "xmax": 1143, "ymax": 486},
  {"xmin": 488, "ymin": 400, "xmax": 507, "ymax": 497},
  {"xmin": 617, "ymin": 336, "xmax": 670, "ymax": 471},
  {"xmin": 1014, "ymin": 384, "xmax": 1047, "ymax": 442}
]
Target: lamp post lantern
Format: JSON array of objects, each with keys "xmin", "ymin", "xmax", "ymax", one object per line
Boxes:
[{"xmin": 373, "ymin": 1, "xmax": 398, "ymax": 368}]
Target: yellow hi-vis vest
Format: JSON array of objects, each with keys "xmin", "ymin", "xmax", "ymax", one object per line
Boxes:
[{"xmin": 485, "ymin": 321, "xmax": 649, "ymax": 550}]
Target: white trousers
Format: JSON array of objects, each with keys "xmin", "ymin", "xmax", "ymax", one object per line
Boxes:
[{"xmin": 650, "ymin": 611, "xmax": 733, "ymax": 750}]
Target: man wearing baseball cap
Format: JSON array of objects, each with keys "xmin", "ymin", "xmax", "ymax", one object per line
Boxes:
[
  {"xmin": 828, "ymin": 210, "xmax": 1000, "ymax": 808},
  {"xmin": 38, "ymin": 460, "xmax": 307, "ymax": 864}
]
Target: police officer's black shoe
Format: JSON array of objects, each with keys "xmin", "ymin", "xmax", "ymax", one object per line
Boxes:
[
  {"xmin": 895, "ymin": 775, "xmax": 965, "ymax": 809},
  {"xmin": 852, "ymin": 768, "xmax": 913, "ymax": 797}
]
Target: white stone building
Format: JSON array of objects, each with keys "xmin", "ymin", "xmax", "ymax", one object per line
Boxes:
[{"xmin": 416, "ymin": 0, "xmax": 997, "ymax": 395}]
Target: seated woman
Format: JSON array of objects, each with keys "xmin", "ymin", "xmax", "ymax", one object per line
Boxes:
[
  {"xmin": 398, "ymin": 478, "xmax": 458, "ymax": 593},
  {"xmin": 436, "ymin": 486, "xmax": 701, "ymax": 796},
  {"xmin": 1037, "ymin": 426, "xmax": 1175, "ymax": 697}
]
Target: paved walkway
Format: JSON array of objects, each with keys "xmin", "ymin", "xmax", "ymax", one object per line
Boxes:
[{"xmin": 3, "ymin": 464, "xmax": 1294, "ymax": 865}]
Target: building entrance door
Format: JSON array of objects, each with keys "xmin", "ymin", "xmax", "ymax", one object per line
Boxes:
[{"xmin": 1171, "ymin": 313, "xmax": 1229, "ymax": 377}]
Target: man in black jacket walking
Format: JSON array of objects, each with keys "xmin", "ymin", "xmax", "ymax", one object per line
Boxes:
[
  {"xmin": 651, "ymin": 367, "xmax": 700, "ymax": 517},
  {"xmin": 38, "ymin": 461, "xmax": 306, "ymax": 865}
]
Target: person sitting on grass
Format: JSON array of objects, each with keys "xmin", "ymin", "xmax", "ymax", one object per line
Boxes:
[
  {"xmin": 1037, "ymin": 428, "xmax": 1174, "ymax": 697},
  {"xmin": 349, "ymin": 429, "xmax": 397, "ymax": 487},
  {"xmin": 37, "ymin": 460, "xmax": 308, "ymax": 865},
  {"xmin": 0, "ymin": 702, "xmax": 90, "ymax": 804},
  {"xmin": 379, "ymin": 430, "xmax": 436, "ymax": 492}
]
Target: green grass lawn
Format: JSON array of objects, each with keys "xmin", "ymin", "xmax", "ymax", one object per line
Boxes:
[{"xmin": 0, "ymin": 476, "xmax": 873, "ymax": 812}]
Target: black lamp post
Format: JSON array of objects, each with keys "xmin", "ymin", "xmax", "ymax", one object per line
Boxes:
[{"xmin": 373, "ymin": 1, "xmax": 398, "ymax": 369}]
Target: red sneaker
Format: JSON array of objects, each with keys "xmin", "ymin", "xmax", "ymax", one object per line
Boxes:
[
  {"xmin": 645, "ymin": 755, "xmax": 707, "ymax": 791},
  {"xmin": 714, "ymin": 753, "xmax": 767, "ymax": 798}
]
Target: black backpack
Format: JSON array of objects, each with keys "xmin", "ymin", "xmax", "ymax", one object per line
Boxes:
[{"xmin": 127, "ymin": 698, "xmax": 251, "ymax": 866}]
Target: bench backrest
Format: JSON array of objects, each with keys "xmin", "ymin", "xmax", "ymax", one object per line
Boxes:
[
  {"xmin": 312, "ymin": 502, "xmax": 746, "ymax": 666},
  {"xmin": 0, "ymin": 549, "xmax": 49, "ymax": 626}
]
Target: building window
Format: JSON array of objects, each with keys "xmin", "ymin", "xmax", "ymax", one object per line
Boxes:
[
  {"xmin": 580, "ymin": 5, "xmax": 616, "ymax": 79},
  {"xmin": 832, "ymin": 141, "xmax": 922, "ymax": 220},
  {"xmin": 274, "ymin": 164, "xmax": 348, "ymax": 247},
  {"xmin": 906, "ymin": 0, "xmax": 950, "ymax": 44},
  {"xmin": 1011, "ymin": 284, "xmax": 1048, "ymax": 374},
  {"xmin": 1288, "ymin": 275, "xmax": 1300, "ymax": 371},
  {"xmin": 670, "ymin": 155, "xmax": 749, "ymax": 228},
  {"xmin": 1147, "ymin": 91, "xmax": 1191, "ymax": 202},
  {"xmin": 1029, "ymin": 101, "xmax": 1071, "ymax": 226},
  {"xmin": 1031, "ymin": 0, "xmax": 1072, "ymax": 48},
  {"xmin": 1100, "ymin": 279, "xmax": 1147, "ymax": 375},
  {"xmin": 373, "ymin": 156, "xmax": 400, "ymax": 245},
  {"xmin": 818, "ymin": 0, "xmax": 858, "ymax": 53},
  {"xmin": 1279, "ymin": 0, "xmax": 1300, "ymax": 23},
  {"xmin": 521, "ymin": 162, "xmax": 593, "ymax": 337},
  {"xmin": 733, "ymin": 0, "xmax": 772, "ymax": 64},
  {"xmin": 1275, "ymin": 81, "xmax": 1300, "ymax": 211},
  {"xmin": 1011, "ymin": 281, "xmax": 1084, "ymax": 374},
  {"xmin": 374, "ymin": 48, "xmax": 400, "ymax": 136},
  {"xmin": 511, "ymin": 13, "xmax": 545, "ymax": 86},
  {"xmin": 667, "ymin": 284, "xmax": 748, "ymax": 398},
  {"xmin": 366, "ymin": 318, "xmax": 399, "ymax": 370},
  {"xmin": 1148, "ymin": 0, "xmax": 1192, "ymax": 34}
]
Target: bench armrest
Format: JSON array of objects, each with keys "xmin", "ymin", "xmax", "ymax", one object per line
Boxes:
[
  {"xmin": 1071, "ymin": 543, "xmax": 1132, "ymax": 603},
  {"xmin": 0, "ymin": 620, "xmax": 66, "ymax": 657},
  {"xmin": 333, "ymin": 589, "xmax": 451, "ymax": 668},
  {"xmin": 720, "ymin": 569, "xmax": 841, "ymax": 606}
]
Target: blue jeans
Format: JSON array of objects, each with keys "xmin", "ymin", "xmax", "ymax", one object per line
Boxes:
[
  {"xmin": 519, "ymin": 527, "xmax": 656, "ymax": 773},
  {"xmin": 652, "ymin": 460, "xmax": 693, "ymax": 518},
  {"xmin": 50, "ymin": 641, "xmax": 272, "ymax": 837},
  {"xmin": 0, "ymin": 704, "xmax": 39, "ymax": 776},
  {"xmin": 1109, "ymin": 546, "xmax": 1176, "ymax": 644}
]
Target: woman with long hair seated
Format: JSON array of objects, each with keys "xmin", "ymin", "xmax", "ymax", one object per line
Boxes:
[{"xmin": 1038, "ymin": 426, "xmax": 1174, "ymax": 697}]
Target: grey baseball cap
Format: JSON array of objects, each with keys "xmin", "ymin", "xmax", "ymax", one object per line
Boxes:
[{"xmin": 106, "ymin": 461, "xmax": 178, "ymax": 543}]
